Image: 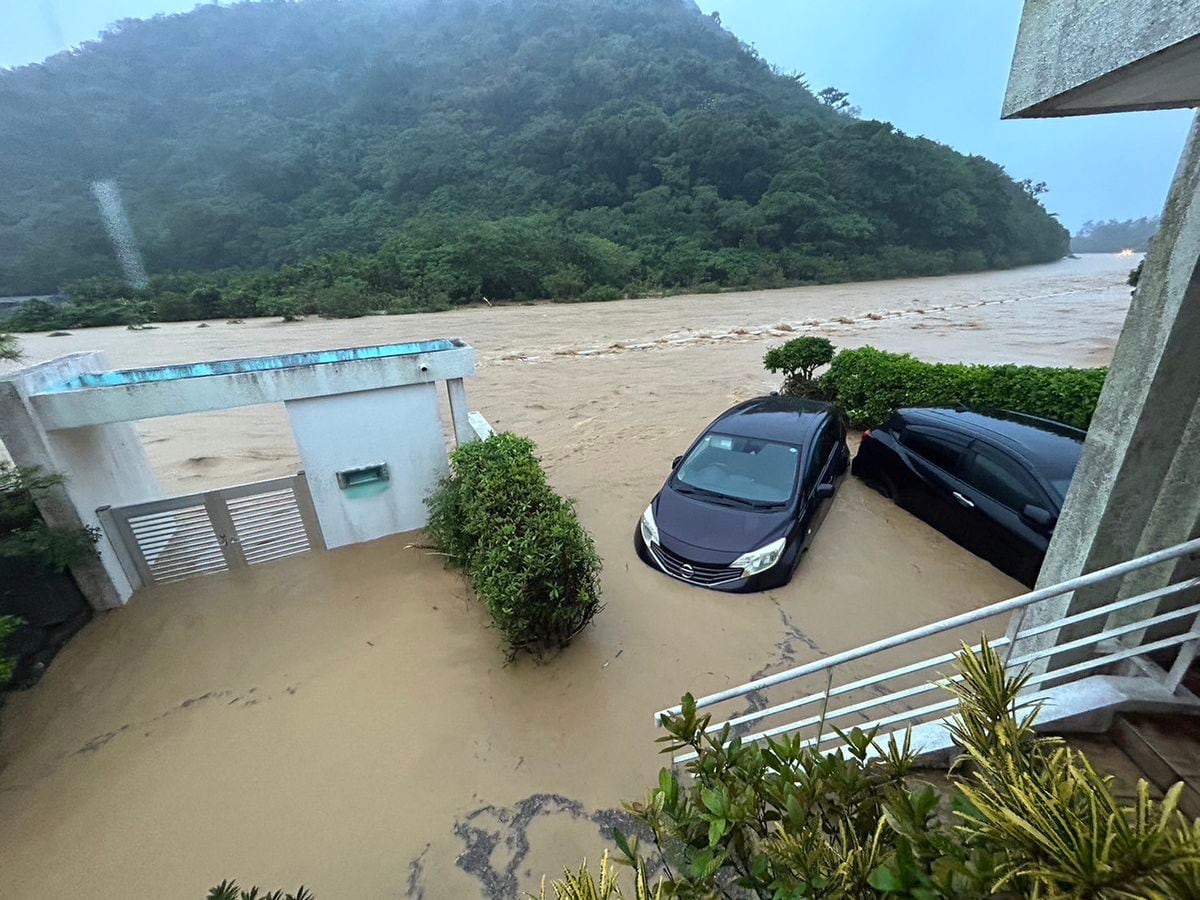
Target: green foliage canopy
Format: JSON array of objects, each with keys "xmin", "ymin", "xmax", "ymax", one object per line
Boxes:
[
  {"xmin": 811, "ymin": 346, "xmax": 1106, "ymax": 430},
  {"xmin": 1, "ymin": 0, "xmax": 1068, "ymax": 324}
]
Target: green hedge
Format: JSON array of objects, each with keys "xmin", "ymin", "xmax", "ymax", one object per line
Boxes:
[
  {"xmin": 425, "ymin": 433, "xmax": 602, "ymax": 657},
  {"xmin": 817, "ymin": 346, "xmax": 1106, "ymax": 429}
]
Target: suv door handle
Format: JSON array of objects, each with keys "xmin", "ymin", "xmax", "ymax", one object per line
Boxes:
[{"xmin": 952, "ymin": 491, "xmax": 975, "ymax": 508}]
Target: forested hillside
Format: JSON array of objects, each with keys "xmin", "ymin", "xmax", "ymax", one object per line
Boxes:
[
  {"xmin": 0, "ymin": 0, "xmax": 1069, "ymax": 327},
  {"xmin": 1072, "ymin": 216, "xmax": 1159, "ymax": 253}
]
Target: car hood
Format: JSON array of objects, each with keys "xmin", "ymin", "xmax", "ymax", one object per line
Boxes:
[{"xmin": 654, "ymin": 485, "xmax": 792, "ymax": 555}]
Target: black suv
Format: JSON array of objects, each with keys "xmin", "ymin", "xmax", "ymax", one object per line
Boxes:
[{"xmin": 851, "ymin": 407, "xmax": 1084, "ymax": 586}]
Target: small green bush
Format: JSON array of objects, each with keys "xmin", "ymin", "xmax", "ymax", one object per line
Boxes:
[
  {"xmin": 0, "ymin": 331, "xmax": 20, "ymax": 361},
  {"xmin": 818, "ymin": 346, "xmax": 1106, "ymax": 429},
  {"xmin": 426, "ymin": 433, "xmax": 603, "ymax": 657},
  {"xmin": 764, "ymin": 335, "xmax": 836, "ymax": 397}
]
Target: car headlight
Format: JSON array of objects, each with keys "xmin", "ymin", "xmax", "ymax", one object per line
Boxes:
[
  {"xmin": 640, "ymin": 504, "xmax": 659, "ymax": 546},
  {"xmin": 732, "ymin": 537, "xmax": 787, "ymax": 576}
]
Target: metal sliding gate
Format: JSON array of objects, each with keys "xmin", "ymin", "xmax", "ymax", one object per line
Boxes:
[{"xmin": 98, "ymin": 473, "xmax": 325, "ymax": 588}]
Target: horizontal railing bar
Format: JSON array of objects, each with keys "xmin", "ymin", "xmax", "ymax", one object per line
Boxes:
[
  {"xmin": 113, "ymin": 496, "xmax": 209, "ymax": 518},
  {"xmin": 135, "ymin": 525, "xmax": 222, "ymax": 546},
  {"xmin": 1021, "ymin": 631, "xmax": 1200, "ymax": 689},
  {"xmin": 675, "ymin": 697, "xmax": 962, "ymax": 764},
  {"xmin": 1016, "ymin": 579, "xmax": 1200, "ymax": 641},
  {"xmin": 239, "ymin": 521, "xmax": 308, "ymax": 541},
  {"xmin": 211, "ymin": 477, "xmax": 299, "ymax": 502},
  {"xmin": 223, "ymin": 488, "xmax": 296, "ymax": 508},
  {"xmin": 146, "ymin": 535, "xmax": 224, "ymax": 553},
  {"xmin": 226, "ymin": 498, "xmax": 297, "ymax": 518},
  {"xmin": 246, "ymin": 544, "xmax": 310, "ymax": 565},
  {"xmin": 1009, "ymin": 604, "xmax": 1200, "ymax": 666},
  {"xmin": 244, "ymin": 542, "xmax": 311, "ymax": 561},
  {"xmin": 130, "ymin": 514, "xmax": 212, "ymax": 536},
  {"xmin": 243, "ymin": 532, "xmax": 310, "ymax": 552},
  {"xmin": 138, "ymin": 535, "xmax": 219, "ymax": 554},
  {"xmin": 240, "ymin": 529, "xmax": 308, "ymax": 550},
  {"xmin": 229, "ymin": 508, "xmax": 304, "ymax": 530},
  {"xmin": 150, "ymin": 555, "xmax": 226, "ymax": 576},
  {"xmin": 709, "ymin": 638, "xmax": 1010, "ymax": 734},
  {"xmin": 674, "ymin": 632, "xmax": 1200, "ymax": 766},
  {"xmin": 227, "ymin": 495, "xmax": 298, "ymax": 513},
  {"xmin": 129, "ymin": 507, "xmax": 210, "ymax": 525},
  {"xmin": 657, "ymin": 536, "xmax": 1200, "ymax": 722}
]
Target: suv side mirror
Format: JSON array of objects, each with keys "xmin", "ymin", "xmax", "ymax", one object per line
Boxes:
[
  {"xmin": 1021, "ymin": 504, "xmax": 1056, "ymax": 529},
  {"xmin": 815, "ymin": 483, "xmax": 836, "ymax": 500},
  {"xmin": 672, "ymin": 455, "xmax": 683, "ymax": 469}
]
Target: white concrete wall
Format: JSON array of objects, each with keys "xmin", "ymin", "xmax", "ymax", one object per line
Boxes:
[
  {"xmin": 0, "ymin": 352, "xmax": 160, "ymax": 607},
  {"xmin": 285, "ymin": 383, "xmax": 450, "ymax": 548}
]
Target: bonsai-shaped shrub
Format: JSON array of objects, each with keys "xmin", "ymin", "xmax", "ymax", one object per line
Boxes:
[
  {"xmin": 559, "ymin": 641, "xmax": 1200, "ymax": 898},
  {"xmin": 763, "ymin": 336, "xmax": 835, "ymax": 397},
  {"xmin": 426, "ymin": 433, "xmax": 603, "ymax": 657}
]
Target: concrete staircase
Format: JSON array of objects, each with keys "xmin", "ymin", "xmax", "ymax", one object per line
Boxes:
[{"xmin": 1109, "ymin": 713, "xmax": 1200, "ymax": 818}]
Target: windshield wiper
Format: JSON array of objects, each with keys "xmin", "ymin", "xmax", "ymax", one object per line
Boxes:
[
  {"xmin": 674, "ymin": 484, "xmax": 780, "ymax": 510},
  {"xmin": 673, "ymin": 484, "xmax": 742, "ymax": 505}
]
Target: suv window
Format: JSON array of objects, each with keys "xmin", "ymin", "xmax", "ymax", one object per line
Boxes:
[
  {"xmin": 899, "ymin": 426, "xmax": 967, "ymax": 473},
  {"xmin": 962, "ymin": 443, "xmax": 1045, "ymax": 511},
  {"xmin": 804, "ymin": 421, "xmax": 837, "ymax": 483}
]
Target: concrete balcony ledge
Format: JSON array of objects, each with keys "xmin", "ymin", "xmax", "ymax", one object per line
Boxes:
[{"xmin": 28, "ymin": 339, "xmax": 476, "ymax": 429}]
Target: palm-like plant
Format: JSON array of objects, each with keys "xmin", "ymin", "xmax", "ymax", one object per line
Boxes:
[
  {"xmin": 948, "ymin": 640, "xmax": 1200, "ymax": 898},
  {"xmin": 207, "ymin": 881, "xmax": 313, "ymax": 900},
  {"xmin": 535, "ymin": 851, "xmax": 663, "ymax": 900}
]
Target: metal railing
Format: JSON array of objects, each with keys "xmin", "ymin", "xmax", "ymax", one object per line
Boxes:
[{"xmin": 654, "ymin": 538, "xmax": 1200, "ymax": 765}]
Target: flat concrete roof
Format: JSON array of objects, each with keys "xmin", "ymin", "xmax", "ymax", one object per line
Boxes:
[
  {"xmin": 1004, "ymin": 0, "xmax": 1200, "ymax": 118},
  {"xmin": 28, "ymin": 340, "xmax": 475, "ymax": 429}
]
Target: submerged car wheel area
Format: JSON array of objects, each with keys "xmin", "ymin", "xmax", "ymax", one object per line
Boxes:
[
  {"xmin": 851, "ymin": 407, "xmax": 1084, "ymax": 587},
  {"xmin": 635, "ymin": 396, "xmax": 849, "ymax": 592}
]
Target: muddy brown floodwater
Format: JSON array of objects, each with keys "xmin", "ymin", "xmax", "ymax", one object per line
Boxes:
[{"xmin": 0, "ymin": 254, "xmax": 1134, "ymax": 897}]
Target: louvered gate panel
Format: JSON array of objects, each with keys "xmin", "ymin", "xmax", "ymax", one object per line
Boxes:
[{"xmin": 98, "ymin": 473, "xmax": 324, "ymax": 589}]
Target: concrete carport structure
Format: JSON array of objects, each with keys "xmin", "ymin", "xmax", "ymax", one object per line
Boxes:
[
  {"xmin": 1003, "ymin": 0, "xmax": 1200, "ymax": 674},
  {"xmin": 0, "ymin": 340, "xmax": 482, "ymax": 609}
]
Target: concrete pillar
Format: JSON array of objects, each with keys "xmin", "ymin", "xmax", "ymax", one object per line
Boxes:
[
  {"xmin": 446, "ymin": 377, "xmax": 475, "ymax": 447},
  {"xmin": 0, "ymin": 353, "xmax": 161, "ymax": 609},
  {"xmin": 1012, "ymin": 112, "xmax": 1200, "ymax": 674}
]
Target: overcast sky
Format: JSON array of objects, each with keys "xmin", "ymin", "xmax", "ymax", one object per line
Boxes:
[{"xmin": 4, "ymin": 0, "xmax": 1193, "ymax": 232}]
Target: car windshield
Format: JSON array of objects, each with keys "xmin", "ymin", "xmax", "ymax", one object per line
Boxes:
[{"xmin": 673, "ymin": 433, "xmax": 800, "ymax": 505}]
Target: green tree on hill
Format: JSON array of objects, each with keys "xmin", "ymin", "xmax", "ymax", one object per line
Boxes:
[{"xmin": 0, "ymin": 0, "xmax": 1069, "ymax": 326}]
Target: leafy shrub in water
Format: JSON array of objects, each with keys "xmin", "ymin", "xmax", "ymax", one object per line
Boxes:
[
  {"xmin": 560, "ymin": 641, "xmax": 1200, "ymax": 898},
  {"xmin": 426, "ymin": 433, "xmax": 603, "ymax": 657},
  {"xmin": 813, "ymin": 346, "xmax": 1106, "ymax": 430}
]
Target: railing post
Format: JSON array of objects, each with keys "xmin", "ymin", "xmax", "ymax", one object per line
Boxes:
[
  {"xmin": 446, "ymin": 378, "xmax": 475, "ymax": 447},
  {"xmin": 96, "ymin": 504, "xmax": 149, "ymax": 590},
  {"xmin": 1164, "ymin": 610, "xmax": 1200, "ymax": 691}
]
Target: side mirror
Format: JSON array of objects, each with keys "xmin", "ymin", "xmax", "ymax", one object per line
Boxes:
[
  {"xmin": 1021, "ymin": 504, "xmax": 1056, "ymax": 529},
  {"xmin": 672, "ymin": 455, "xmax": 683, "ymax": 469},
  {"xmin": 815, "ymin": 483, "xmax": 836, "ymax": 500}
]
